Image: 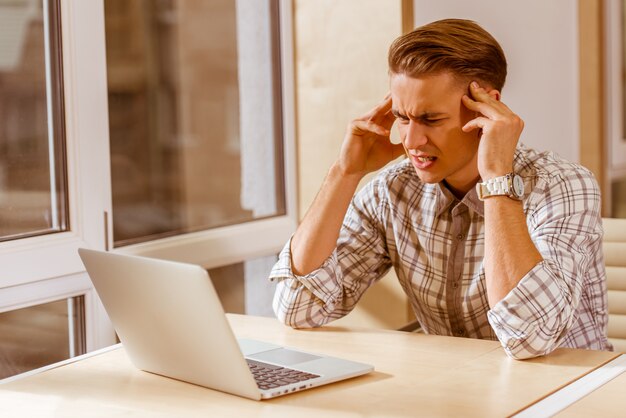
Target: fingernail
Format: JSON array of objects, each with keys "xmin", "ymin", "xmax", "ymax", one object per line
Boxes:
[{"xmin": 471, "ymin": 81, "xmax": 479, "ymax": 88}]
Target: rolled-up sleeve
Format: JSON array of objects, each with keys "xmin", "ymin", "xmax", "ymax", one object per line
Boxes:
[
  {"xmin": 269, "ymin": 180, "xmax": 392, "ymax": 328},
  {"xmin": 487, "ymin": 169, "xmax": 605, "ymax": 359}
]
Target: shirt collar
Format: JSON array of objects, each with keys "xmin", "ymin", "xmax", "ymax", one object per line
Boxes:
[
  {"xmin": 435, "ymin": 183, "xmax": 456, "ymax": 216},
  {"xmin": 463, "ymin": 185, "xmax": 485, "ymax": 217},
  {"xmin": 435, "ymin": 182, "xmax": 484, "ymax": 218}
]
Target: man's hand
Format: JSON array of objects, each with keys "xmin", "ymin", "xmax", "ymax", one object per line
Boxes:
[
  {"xmin": 461, "ymin": 81, "xmax": 524, "ymax": 179},
  {"xmin": 337, "ymin": 95, "xmax": 405, "ymax": 179}
]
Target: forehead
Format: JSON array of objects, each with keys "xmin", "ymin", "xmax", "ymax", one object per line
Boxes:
[{"xmin": 389, "ymin": 72, "xmax": 466, "ymax": 114}]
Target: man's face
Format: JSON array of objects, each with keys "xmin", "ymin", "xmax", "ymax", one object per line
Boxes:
[{"xmin": 390, "ymin": 72, "xmax": 481, "ymax": 196}]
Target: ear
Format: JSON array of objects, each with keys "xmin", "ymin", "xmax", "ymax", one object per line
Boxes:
[{"xmin": 488, "ymin": 89, "xmax": 501, "ymax": 101}]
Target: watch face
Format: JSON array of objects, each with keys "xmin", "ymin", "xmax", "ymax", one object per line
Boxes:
[{"xmin": 512, "ymin": 175, "xmax": 524, "ymax": 197}]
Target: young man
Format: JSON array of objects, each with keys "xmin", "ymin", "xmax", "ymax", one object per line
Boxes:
[{"xmin": 269, "ymin": 19, "xmax": 611, "ymax": 359}]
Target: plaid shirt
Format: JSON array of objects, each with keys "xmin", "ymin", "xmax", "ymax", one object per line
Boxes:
[{"xmin": 269, "ymin": 144, "xmax": 612, "ymax": 359}]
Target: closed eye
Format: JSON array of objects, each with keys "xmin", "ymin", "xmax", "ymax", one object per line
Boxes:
[
  {"xmin": 391, "ymin": 109, "xmax": 448, "ymax": 126},
  {"xmin": 397, "ymin": 117, "xmax": 410, "ymax": 125},
  {"xmin": 422, "ymin": 118, "xmax": 446, "ymax": 125}
]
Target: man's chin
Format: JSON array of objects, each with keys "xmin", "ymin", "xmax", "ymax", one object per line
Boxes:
[{"xmin": 411, "ymin": 167, "xmax": 443, "ymax": 185}]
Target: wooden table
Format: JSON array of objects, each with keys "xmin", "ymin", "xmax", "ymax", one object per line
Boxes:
[
  {"xmin": 555, "ymin": 362, "xmax": 626, "ymax": 417},
  {"xmin": 0, "ymin": 314, "xmax": 618, "ymax": 417}
]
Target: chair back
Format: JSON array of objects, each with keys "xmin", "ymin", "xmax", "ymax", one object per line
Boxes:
[{"xmin": 603, "ymin": 218, "xmax": 626, "ymax": 353}]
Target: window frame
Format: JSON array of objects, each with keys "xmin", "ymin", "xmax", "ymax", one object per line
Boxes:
[
  {"xmin": 0, "ymin": 0, "xmax": 296, "ymax": 355},
  {"xmin": 0, "ymin": 0, "xmax": 115, "ymax": 352}
]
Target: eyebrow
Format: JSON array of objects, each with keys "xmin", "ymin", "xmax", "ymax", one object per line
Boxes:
[{"xmin": 391, "ymin": 109, "xmax": 447, "ymax": 120}]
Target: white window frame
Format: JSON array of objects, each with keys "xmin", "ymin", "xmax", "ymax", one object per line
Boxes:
[
  {"xmin": 0, "ymin": 0, "xmax": 115, "ymax": 351},
  {"xmin": 0, "ymin": 0, "xmax": 296, "ymax": 354}
]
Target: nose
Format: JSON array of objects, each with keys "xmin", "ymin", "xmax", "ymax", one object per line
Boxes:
[{"xmin": 403, "ymin": 120, "xmax": 428, "ymax": 148}]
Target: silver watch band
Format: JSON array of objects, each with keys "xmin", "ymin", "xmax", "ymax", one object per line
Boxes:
[
  {"xmin": 476, "ymin": 173, "xmax": 523, "ymax": 200},
  {"xmin": 483, "ymin": 175, "xmax": 510, "ymax": 195}
]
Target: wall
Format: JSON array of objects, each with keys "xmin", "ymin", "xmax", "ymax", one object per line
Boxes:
[
  {"xmin": 412, "ymin": 0, "xmax": 580, "ymax": 162},
  {"xmin": 294, "ymin": 0, "xmax": 412, "ymax": 329}
]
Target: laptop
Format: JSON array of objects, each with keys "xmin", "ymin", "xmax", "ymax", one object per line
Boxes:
[{"xmin": 78, "ymin": 248, "xmax": 373, "ymax": 400}]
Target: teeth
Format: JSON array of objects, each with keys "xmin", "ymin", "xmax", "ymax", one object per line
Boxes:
[{"xmin": 417, "ymin": 156, "xmax": 435, "ymax": 162}]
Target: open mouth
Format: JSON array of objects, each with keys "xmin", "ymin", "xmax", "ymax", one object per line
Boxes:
[{"xmin": 410, "ymin": 153, "xmax": 437, "ymax": 170}]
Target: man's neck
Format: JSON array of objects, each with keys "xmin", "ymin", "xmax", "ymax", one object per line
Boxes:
[{"xmin": 442, "ymin": 178, "xmax": 479, "ymax": 200}]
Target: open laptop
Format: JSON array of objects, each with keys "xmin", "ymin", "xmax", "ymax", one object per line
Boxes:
[{"xmin": 78, "ymin": 248, "xmax": 373, "ymax": 400}]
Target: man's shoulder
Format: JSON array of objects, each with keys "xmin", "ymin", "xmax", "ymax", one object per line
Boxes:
[{"xmin": 514, "ymin": 143, "xmax": 595, "ymax": 182}]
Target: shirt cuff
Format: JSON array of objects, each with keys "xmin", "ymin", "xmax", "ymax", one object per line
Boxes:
[
  {"xmin": 268, "ymin": 237, "xmax": 342, "ymax": 306},
  {"xmin": 487, "ymin": 259, "xmax": 569, "ymax": 359}
]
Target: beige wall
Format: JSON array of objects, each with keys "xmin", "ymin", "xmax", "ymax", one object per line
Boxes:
[
  {"xmin": 295, "ymin": 0, "xmax": 402, "ymax": 213},
  {"xmin": 412, "ymin": 0, "xmax": 580, "ymax": 164},
  {"xmin": 293, "ymin": 0, "xmax": 412, "ymax": 329}
]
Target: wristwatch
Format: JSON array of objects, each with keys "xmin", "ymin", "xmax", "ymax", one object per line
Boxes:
[{"xmin": 476, "ymin": 173, "xmax": 524, "ymax": 201}]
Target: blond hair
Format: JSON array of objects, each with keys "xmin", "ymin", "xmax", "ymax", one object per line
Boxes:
[{"xmin": 388, "ymin": 19, "xmax": 507, "ymax": 90}]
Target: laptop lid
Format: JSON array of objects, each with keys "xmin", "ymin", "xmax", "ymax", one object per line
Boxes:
[
  {"xmin": 79, "ymin": 248, "xmax": 261, "ymax": 399},
  {"xmin": 78, "ymin": 249, "xmax": 373, "ymax": 400}
]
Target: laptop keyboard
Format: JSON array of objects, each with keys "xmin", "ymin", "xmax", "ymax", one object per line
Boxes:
[{"xmin": 247, "ymin": 359, "xmax": 320, "ymax": 390}]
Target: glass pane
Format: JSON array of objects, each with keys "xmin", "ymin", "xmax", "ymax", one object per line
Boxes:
[
  {"xmin": 0, "ymin": 297, "xmax": 85, "ymax": 379},
  {"xmin": 208, "ymin": 254, "xmax": 277, "ymax": 316},
  {"xmin": 105, "ymin": 0, "xmax": 286, "ymax": 247},
  {"xmin": 0, "ymin": 0, "xmax": 68, "ymax": 242}
]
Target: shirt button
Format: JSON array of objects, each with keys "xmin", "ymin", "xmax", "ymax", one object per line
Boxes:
[
  {"xmin": 455, "ymin": 329, "xmax": 465, "ymax": 337},
  {"xmin": 452, "ymin": 281, "xmax": 459, "ymax": 289},
  {"xmin": 457, "ymin": 233, "xmax": 464, "ymax": 240}
]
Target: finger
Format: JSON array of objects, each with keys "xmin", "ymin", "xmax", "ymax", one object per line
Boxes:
[
  {"xmin": 351, "ymin": 119, "xmax": 390, "ymax": 137},
  {"xmin": 462, "ymin": 117, "xmax": 490, "ymax": 132},
  {"xmin": 461, "ymin": 93, "xmax": 499, "ymax": 117},
  {"xmin": 469, "ymin": 82, "xmax": 500, "ymax": 103},
  {"xmin": 380, "ymin": 108, "xmax": 397, "ymax": 130},
  {"xmin": 467, "ymin": 82, "xmax": 512, "ymax": 113}
]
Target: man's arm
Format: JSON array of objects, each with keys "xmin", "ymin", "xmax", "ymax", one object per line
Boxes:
[
  {"xmin": 289, "ymin": 164, "xmax": 362, "ymax": 275},
  {"xmin": 485, "ymin": 171, "xmax": 604, "ymax": 359},
  {"xmin": 462, "ymin": 82, "xmax": 606, "ymax": 359},
  {"xmin": 462, "ymin": 81, "xmax": 542, "ymax": 307},
  {"xmin": 290, "ymin": 95, "xmax": 403, "ymax": 275},
  {"xmin": 271, "ymin": 178, "xmax": 395, "ymax": 328},
  {"xmin": 271, "ymin": 95, "xmax": 404, "ymax": 327},
  {"xmin": 483, "ymin": 197, "xmax": 543, "ymax": 306}
]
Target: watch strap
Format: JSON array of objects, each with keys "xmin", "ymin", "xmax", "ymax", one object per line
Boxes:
[{"xmin": 476, "ymin": 173, "xmax": 522, "ymax": 200}]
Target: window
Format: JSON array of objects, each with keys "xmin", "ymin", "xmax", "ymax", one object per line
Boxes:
[
  {"xmin": 1, "ymin": 0, "xmax": 295, "ymax": 380},
  {"xmin": 0, "ymin": 297, "xmax": 84, "ymax": 379},
  {"xmin": 104, "ymin": 0, "xmax": 297, "ymax": 271},
  {"xmin": 0, "ymin": 0, "xmax": 68, "ymax": 242},
  {"xmin": 105, "ymin": 0, "xmax": 286, "ymax": 247},
  {"xmin": 0, "ymin": 0, "xmax": 109, "ymax": 379}
]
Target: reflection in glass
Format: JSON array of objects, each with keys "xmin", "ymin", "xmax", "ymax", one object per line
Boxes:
[
  {"xmin": 0, "ymin": 0, "xmax": 68, "ymax": 241},
  {"xmin": 105, "ymin": 0, "xmax": 285, "ymax": 246},
  {"xmin": 0, "ymin": 297, "xmax": 85, "ymax": 379}
]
